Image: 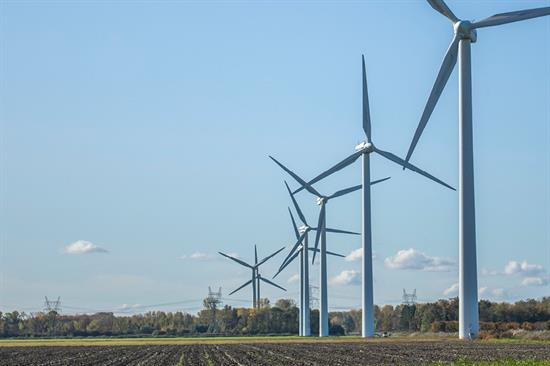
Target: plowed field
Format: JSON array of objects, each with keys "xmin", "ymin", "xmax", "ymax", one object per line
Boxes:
[{"xmin": 1, "ymin": 340, "xmax": 549, "ymax": 365}]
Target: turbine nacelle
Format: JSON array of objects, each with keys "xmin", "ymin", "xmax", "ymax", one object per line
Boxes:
[
  {"xmin": 298, "ymin": 225, "xmax": 310, "ymax": 234},
  {"xmin": 454, "ymin": 20, "xmax": 477, "ymax": 42},
  {"xmin": 316, "ymin": 196, "xmax": 327, "ymax": 206},
  {"xmin": 355, "ymin": 141, "xmax": 374, "ymax": 154}
]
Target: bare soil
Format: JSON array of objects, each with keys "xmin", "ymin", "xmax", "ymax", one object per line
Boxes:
[{"xmin": 1, "ymin": 340, "xmax": 549, "ymax": 365}]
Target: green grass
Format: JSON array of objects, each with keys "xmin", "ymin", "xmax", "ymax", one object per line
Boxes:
[
  {"xmin": 0, "ymin": 335, "xmax": 547, "ymax": 347},
  {"xmin": 432, "ymin": 359, "xmax": 550, "ymax": 366}
]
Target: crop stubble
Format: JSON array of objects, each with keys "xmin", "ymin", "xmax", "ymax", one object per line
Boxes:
[{"xmin": 1, "ymin": 340, "xmax": 549, "ymax": 365}]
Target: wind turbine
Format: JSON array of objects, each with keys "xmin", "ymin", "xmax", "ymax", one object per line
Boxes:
[
  {"xmin": 219, "ymin": 245, "xmax": 286, "ymax": 309},
  {"xmin": 270, "ymin": 155, "xmax": 390, "ymax": 337},
  {"xmin": 273, "ymin": 180, "xmax": 355, "ymax": 336},
  {"xmin": 290, "ymin": 56, "xmax": 455, "ymax": 337},
  {"xmin": 403, "ymin": 0, "xmax": 550, "ymax": 339}
]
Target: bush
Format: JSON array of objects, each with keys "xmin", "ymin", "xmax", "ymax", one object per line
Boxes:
[{"xmin": 329, "ymin": 324, "xmax": 345, "ymax": 336}]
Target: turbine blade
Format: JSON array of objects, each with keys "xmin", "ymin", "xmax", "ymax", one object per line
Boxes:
[
  {"xmin": 254, "ymin": 245, "xmax": 258, "ymax": 265},
  {"xmin": 308, "ymin": 247, "xmax": 345, "ymax": 258},
  {"xmin": 472, "ymin": 7, "xmax": 550, "ymax": 29},
  {"xmin": 285, "ymin": 181, "xmax": 308, "ymax": 226},
  {"xmin": 324, "ymin": 227, "xmax": 360, "ymax": 235},
  {"xmin": 288, "ymin": 207, "xmax": 300, "ymax": 240},
  {"xmin": 257, "ymin": 246, "xmax": 285, "ymax": 267},
  {"xmin": 293, "ymin": 151, "xmax": 362, "ymax": 194},
  {"xmin": 228, "ymin": 279, "xmax": 253, "ymax": 296},
  {"xmin": 311, "ymin": 204, "xmax": 326, "ymax": 265},
  {"xmin": 327, "ymin": 250, "xmax": 345, "ymax": 258},
  {"xmin": 404, "ymin": 36, "xmax": 459, "ymax": 165},
  {"xmin": 274, "ymin": 249, "xmax": 301, "ymax": 279},
  {"xmin": 279, "ymin": 233, "xmax": 305, "ymax": 271},
  {"xmin": 219, "ymin": 252, "xmax": 253, "ymax": 269},
  {"xmin": 260, "ymin": 277, "xmax": 286, "ymax": 292},
  {"xmin": 269, "ymin": 156, "xmax": 322, "ymax": 197},
  {"xmin": 375, "ymin": 147, "xmax": 456, "ymax": 191},
  {"xmin": 370, "ymin": 176, "xmax": 391, "ymax": 186},
  {"xmin": 329, "ymin": 184, "xmax": 362, "ymax": 199},
  {"xmin": 362, "ymin": 55, "xmax": 372, "ymax": 141},
  {"xmin": 426, "ymin": 0, "xmax": 459, "ymax": 23}
]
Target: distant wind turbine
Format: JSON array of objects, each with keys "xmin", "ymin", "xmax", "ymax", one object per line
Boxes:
[
  {"xmin": 291, "ymin": 55, "xmax": 454, "ymax": 337},
  {"xmin": 270, "ymin": 155, "xmax": 389, "ymax": 337},
  {"xmin": 219, "ymin": 245, "xmax": 285, "ymax": 309},
  {"xmin": 403, "ymin": 0, "xmax": 550, "ymax": 339},
  {"xmin": 273, "ymin": 180, "xmax": 353, "ymax": 336}
]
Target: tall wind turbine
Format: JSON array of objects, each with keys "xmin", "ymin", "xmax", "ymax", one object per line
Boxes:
[
  {"xmin": 292, "ymin": 56, "xmax": 455, "ymax": 337},
  {"xmin": 270, "ymin": 155, "xmax": 389, "ymax": 337},
  {"xmin": 274, "ymin": 180, "xmax": 355, "ymax": 336},
  {"xmin": 403, "ymin": 0, "xmax": 550, "ymax": 339},
  {"xmin": 219, "ymin": 245, "xmax": 286, "ymax": 309}
]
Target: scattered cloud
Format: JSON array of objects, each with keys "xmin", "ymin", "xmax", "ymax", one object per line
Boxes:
[
  {"xmin": 287, "ymin": 274, "xmax": 300, "ymax": 284},
  {"xmin": 345, "ymin": 248, "xmax": 363, "ymax": 262},
  {"xmin": 384, "ymin": 248, "xmax": 455, "ymax": 272},
  {"xmin": 330, "ymin": 270, "xmax": 360, "ymax": 286},
  {"xmin": 179, "ymin": 252, "xmax": 212, "ymax": 261},
  {"xmin": 481, "ymin": 268, "xmax": 499, "ymax": 276},
  {"xmin": 64, "ymin": 240, "xmax": 108, "ymax": 254},
  {"xmin": 504, "ymin": 261, "xmax": 545, "ymax": 277},
  {"xmin": 492, "ymin": 288, "xmax": 507, "ymax": 298},
  {"xmin": 344, "ymin": 248, "xmax": 376, "ymax": 262},
  {"xmin": 521, "ymin": 277, "xmax": 548, "ymax": 287},
  {"xmin": 118, "ymin": 303, "xmax": 141, "ymax": 311},
  {"xmin": 443, "ymin": 283, "xmax": 459, "ymax": 297},
  {"xmin": 479, "ymin": 287, "xmax": 488, "ymax": 297}
]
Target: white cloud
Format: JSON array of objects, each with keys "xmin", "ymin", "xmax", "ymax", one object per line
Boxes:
[
  {"xmin": 287, "ymin": 274, "xmax": 300, "ymax": 284},
  {"xmin": 64, "ymin": 240, "xmax": 108, "ymax": 254},
  {"xmin": 481, "ymin": 268, "xmax": 499, "ymax": 276},
  {"xmin": 344, "ymin": 248, "xmax": 376, "ymax": 262},
  {"xmin": 479, "ymin": 287, "xmax": 488, "ymax": 297},
  {"xmin": 443, "ymin": 283, "xmax": 459, "ymax": 296},
  {"xmin": 504, "ymin": 260, "xmax": 545, "ymax": 277},
  {"xmin": 492, "ymin": 288, "xmax": 507, "ymax": 298},
  {"xmin": 521, "ymin": 277, "xmax": 548, "ymax": 287},
  {"xmin": 330, "ymin": 270, "xmax": 360, "ymax": 286},
  {"xmin": 179, "ymin": 252, "xmax": 211, "ymax": 261},
  {"xmin": 345, "ymin": 248, "xmax": 363, "ymax": 262},
  {"xmin": 118, "ymin": 303, "xmax": 141, "ymax": 311},
  {"xmin": 384, "ymin": 248, "xmax": 454, "ymax": 272}
]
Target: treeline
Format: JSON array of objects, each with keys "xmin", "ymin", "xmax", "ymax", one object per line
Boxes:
[{"xmin": 1, "ymin": 297, "xmax": 549, "ymax": 338}]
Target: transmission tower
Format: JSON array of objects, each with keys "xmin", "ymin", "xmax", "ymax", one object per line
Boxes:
[
  {"xmin": 204, "ymin": 287, "xmax": 222, "ymax": 334},
  {"xmin": 402, "ymin": 289, "xmax": 417, "ymax": 306},
  {"xmin": 309, "ymin": 285, "xmax": 319, "ymax": 309},
  {"xmin": 44, "ymin": 296, "xmax": 62, "ymax": 336}
]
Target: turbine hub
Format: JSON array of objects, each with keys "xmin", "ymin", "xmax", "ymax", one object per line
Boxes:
[
  {"xmin": 454, "ymin": 20, "xmax": 477, "ymax": 42},
  {"xmin": 316, "ymin": 197, "xmax": 327, "ymax": 206},
  {"xmin": 299, "ymin": 225, "xmax": 309, "ymax": 234},
  {"xmin": 355, "ymin": 141, "xmax": 374, "ymax": 154}
]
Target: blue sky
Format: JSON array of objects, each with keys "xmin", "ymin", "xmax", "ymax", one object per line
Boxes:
[{"xmin": 1, "ymin": 0, "xmax": 548, "ymax": 315}]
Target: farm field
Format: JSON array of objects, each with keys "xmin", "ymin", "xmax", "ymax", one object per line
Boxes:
[{"xmin": 1, "ymin": 338, "xmax": 550, "ymax": 365}]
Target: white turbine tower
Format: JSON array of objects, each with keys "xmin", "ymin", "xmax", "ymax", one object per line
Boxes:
[
  {"xmin": 293, "ymin": 56, "xmax": 455, "ymax": 337},
  {"xmin": 270, "ymin": 155, "xmax": 390, "ymax": 337},
  {"xmin": 273, "ymin": 180, "xmax": 354, "ymax": 336},
  {"xmin": 219, "ymin": 245, "xmax": 286, "ymax": 309},
  {"xmin": 403, "ymin": 0, "xmax": 550, "ymax": 339}
]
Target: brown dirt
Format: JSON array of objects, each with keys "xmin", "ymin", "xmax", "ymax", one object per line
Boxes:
[{"xmin": 1, "ymin": 341, "xmax": 549, "ymax": 365}]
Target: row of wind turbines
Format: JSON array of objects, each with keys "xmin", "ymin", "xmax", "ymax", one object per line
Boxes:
[{"xmin": 219, "ymin": 0, "xmax": 550, "ymax": 339}]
